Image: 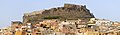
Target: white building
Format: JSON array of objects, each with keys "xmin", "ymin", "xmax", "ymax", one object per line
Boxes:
[
  {"xmin": 89, "ymin": 18, "xmax": 112, "ymax": 26},
  {"xmin": 95, "ymin": 19, "xmax": 112, "ymax": 26}
]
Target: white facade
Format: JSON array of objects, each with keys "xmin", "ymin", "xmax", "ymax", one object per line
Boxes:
[
  {"xmin": 95, "ymin": 19, "xmax": 112, "ymax": 26},
  {"xmin": 78, "ymin": 25, "xmax": 86, "ymax": 27},
  {"xmin": 89, "ymin": 18, "xmax": 112, "ymax": 26}
]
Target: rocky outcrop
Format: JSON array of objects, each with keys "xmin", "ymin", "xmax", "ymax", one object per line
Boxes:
[{"xmin": 23, "ymin": 4, "xmax": 95, "ymax": 23}]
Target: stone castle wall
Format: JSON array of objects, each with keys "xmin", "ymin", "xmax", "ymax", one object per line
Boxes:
[{"xmin": 23, "ymin": 4, "xmax": 95, "ymax": 24}]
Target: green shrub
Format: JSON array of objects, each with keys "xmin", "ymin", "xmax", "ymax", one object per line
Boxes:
[{"xmin": 42, "ymin": 16, "xmax": 60, "ymax": 19}]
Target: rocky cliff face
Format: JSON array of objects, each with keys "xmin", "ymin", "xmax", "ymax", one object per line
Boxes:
[{"xmin": 23, "ymin": 4, "xmax": 95, "ymax": 23}]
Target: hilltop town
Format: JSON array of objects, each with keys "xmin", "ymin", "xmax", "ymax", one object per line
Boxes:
[{"xmin": 0, "ymin": 4, "xmax": 120, "ymax": 35}]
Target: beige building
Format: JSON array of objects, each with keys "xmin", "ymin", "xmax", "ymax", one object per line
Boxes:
[
  {"xmin": 11, "ymin": 21, "xmax": 22, "ymax": 31},
  {"xmin": 85, "ymin": 31, "xmax": 99, "ymax": 35},
  {"xmin": 112, "ymin": 22, "xmax": 120, "ymax": 26}
]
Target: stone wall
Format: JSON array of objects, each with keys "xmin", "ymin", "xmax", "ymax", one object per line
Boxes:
[{"xmin": 23, "ymin": 4, "xmax": 95, "ymax": 24}]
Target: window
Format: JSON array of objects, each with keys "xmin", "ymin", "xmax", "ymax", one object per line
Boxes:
[
  {"xmin": 36, "ymin": 33, "xmax": 38, "ymax": 34},
  {"xmin": 36, "ymin": 33, "xmax": 41, "ymax": 35},
  {"xmin": 0, "ymin": 29, "xmax": 1, "ymax": 31},
  {"xmin": 88, "ymin": 25, "xmax": 91, "ymax": 27},
  {"xmin": 64, "ymin": 21, "xmax": 66, "ymax": 22}
]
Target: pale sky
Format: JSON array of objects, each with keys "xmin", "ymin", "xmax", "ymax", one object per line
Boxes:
[{"xmin": 0, "ymin": 0, "xmax": 120, "ymax": 28}]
